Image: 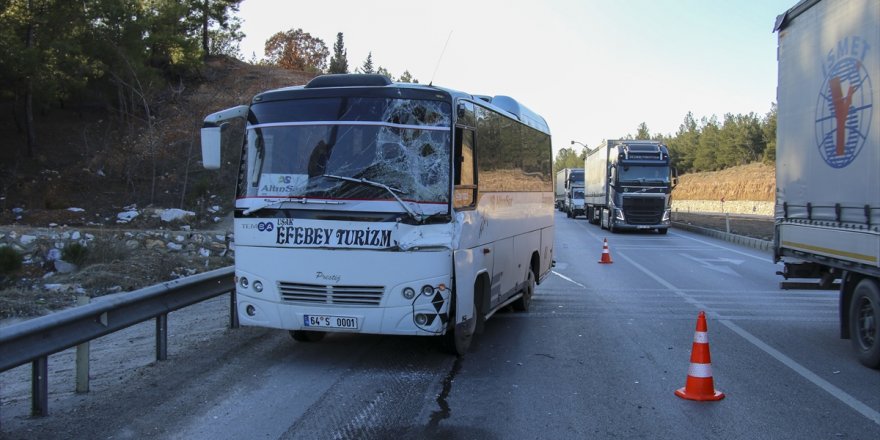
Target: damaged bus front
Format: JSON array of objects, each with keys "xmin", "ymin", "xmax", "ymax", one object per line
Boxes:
[{"xmin": 201, "ymin": 74, "xmax": 554, "ymax": 355}]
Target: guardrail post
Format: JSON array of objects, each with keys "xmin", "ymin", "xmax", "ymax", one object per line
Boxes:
[
  {"xmin": 31, "ymin": 356, "xmax": 48, "ymax": 416},
  {"xmin": 156, "ymin": 313, "xmax": 168, "ymax": 361},
  {"xmin": 725, "ymin": 213, "xmax": 731, "ymax": 234},
  {"xmin": 230, "ymin": 290, "xmax": 239, "ymax": 329},
  {"xmin": 76, "ymin": 295, "xmax": 90, "ymax": 393}
]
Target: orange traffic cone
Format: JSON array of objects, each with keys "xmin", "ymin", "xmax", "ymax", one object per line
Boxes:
[
  {"xmin": 675, "ymin": 311, "xmax": 724, "ymax": 401},
  {"xmin": 598, "ymin": 238, "xmax": 613, "ymax": 264}
]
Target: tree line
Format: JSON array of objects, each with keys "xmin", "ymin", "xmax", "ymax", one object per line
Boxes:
[
  {"xmin": 555, "ymin": 104, "xmax": 777, "ymax": 175},
  {"xmin": 0, "ymin": 1, "xmax": 418, "ymax": 158},
  {"xmin": 260, "ymin": 30, "xmax": 419, "ymax": 82},
  {"xmin": 1, "ymin": 0, "xmax": 246, "ymax": 157}
]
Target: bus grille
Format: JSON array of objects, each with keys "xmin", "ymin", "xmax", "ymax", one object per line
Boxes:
[
  {"xmin": 622, "ymin": 197, "xmax": 665, "ymax": 225},
  {"xmin": 278, "ymin": 282, "xmax": 384, "ymax": 306}
]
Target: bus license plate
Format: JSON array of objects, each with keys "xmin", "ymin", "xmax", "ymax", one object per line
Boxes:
[{"xmin": 304, "ymin": 315, "xmax": 359, "ymax": 329}]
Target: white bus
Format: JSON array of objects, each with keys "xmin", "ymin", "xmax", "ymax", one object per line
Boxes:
[{"xmin": 201, "ymin": 74, "xmax": 554, "ymax": 355}]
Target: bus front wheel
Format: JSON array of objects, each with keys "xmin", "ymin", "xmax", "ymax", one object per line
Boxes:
[{"xmin": 442, "ymin": 294, "xmax": 479, "ymax": 356}]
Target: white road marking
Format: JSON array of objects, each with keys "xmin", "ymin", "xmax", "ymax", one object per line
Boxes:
[
  {"xmin": 618, "ymin": 250, "xmax": 880, "ymax": 426},
  {"xmin": 551, "ymin": 271, "xmax": 586, "ymax": 289},
  {"xmin": 670, "ymin": 230, "xmax": 771, "ymax": 262}
]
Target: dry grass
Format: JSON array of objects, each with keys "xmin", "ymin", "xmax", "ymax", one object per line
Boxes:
[{"xmin": 673, "ymin": 162, "xmax": 775, "ymax": 201}]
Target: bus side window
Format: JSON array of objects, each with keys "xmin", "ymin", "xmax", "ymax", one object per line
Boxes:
[{"xmin": 454, "ymin": 128, "xmax": 477, "ymax": 209}]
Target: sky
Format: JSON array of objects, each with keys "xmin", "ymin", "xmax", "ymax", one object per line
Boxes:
[{"xmin": 236, "ymin": 0, "xmax": 795, "ymax": 159}]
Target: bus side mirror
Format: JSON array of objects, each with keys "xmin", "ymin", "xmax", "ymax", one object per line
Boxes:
[
  {"xmin": 201, "ymin": 125, "xmax": 223, "ymax": 170},
  {"xmin": 200, "ymin": 104, "xmax": 249, "ymax": 170}
]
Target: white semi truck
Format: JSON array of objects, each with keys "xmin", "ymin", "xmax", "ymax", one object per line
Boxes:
[
  {"xmin": 773, "ymin": 0, "xmax": 879, "ymax": 368},
  {"xmin": 555, "ymin": 168, "xmax": 584, "ymax": 217}
]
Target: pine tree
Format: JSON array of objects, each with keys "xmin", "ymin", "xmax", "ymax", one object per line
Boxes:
[
  {"xmin": 398, "ymin": 70, "xmax": 418, "ymax": 83},
  {"xmin": 636, "ymin": 122, "xmax": 651, "ymax": 140},
  {"xmin": 360, "ymin": 52, "xmax": 374, "ymax": 74},
  {"xmin": 328, "ymin": 32, "xmax": 348, "ymax": 74}
]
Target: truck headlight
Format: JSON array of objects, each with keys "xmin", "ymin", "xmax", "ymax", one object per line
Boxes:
[
  {"xmin": 615, "ymin": 209, "xmax": 625, "ymax": 221},
  {"xmin": 662, "ymin": 209, "xmax": 671, "ymax": 222}
]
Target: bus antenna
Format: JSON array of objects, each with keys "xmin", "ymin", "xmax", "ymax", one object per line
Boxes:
[{"xmin": 428, "ymin": 31, "xmax": 453, "ymax": 87}]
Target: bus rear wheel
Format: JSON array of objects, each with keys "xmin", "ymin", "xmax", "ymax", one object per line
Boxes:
[
  {"xmin": 513, "ymin": 269, "xmax": 535, "ymax": 312},
  {"xmin": 290, "ymin": 330, "xmax": 326, "ymax": 342}
]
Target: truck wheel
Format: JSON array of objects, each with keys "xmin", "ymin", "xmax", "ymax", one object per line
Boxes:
[
  {"xmin": 513, "ymin": 269, "xmax": 535, "ymax": 312},
  {"xmin": 290, "ymin": 330, "xmax": 325, "ymax": 342},
  {"xmin": 849, "ymin": 278, "xmax": 880, "ymax": 369}
]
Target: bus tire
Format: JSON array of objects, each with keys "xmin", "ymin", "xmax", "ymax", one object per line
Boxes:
[
  {"xmin": 513, "ymin": 269, "xmax": 535, "ymax": 312},
  {"xmin": 442, "ymin": 295, "xmax": 477, "ymax": 356},
  {"xmin": 290, "ymin": 330, "xmax": 325, "ymax": 342},
  {"xmin": 849, "ymin": 278, "xmax": 880, "ymax": 369}
]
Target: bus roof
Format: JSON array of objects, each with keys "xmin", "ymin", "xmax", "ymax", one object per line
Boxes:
[{"xmin": 252, "ymin": 74, "xmax": 551, "ymax": 135}]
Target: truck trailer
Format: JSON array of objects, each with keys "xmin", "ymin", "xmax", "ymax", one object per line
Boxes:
[
  {"xmin": 773, "ymin": 0, "xmax": 880, "ymax": 368},
  {"xmin": 555, "ymin": 168, "xmax": 584, "ymax": 217},
  {"xmin": 583, "ymin": 140, "xmax": 676, "ymax": 233}
]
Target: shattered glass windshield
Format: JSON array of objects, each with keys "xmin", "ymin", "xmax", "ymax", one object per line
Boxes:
[{"xmin": 239, "ymin": 97, "xmax": 452, "ymax": 204}]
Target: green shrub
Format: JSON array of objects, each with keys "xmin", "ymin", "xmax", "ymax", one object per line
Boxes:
[
  {"xmin": 62, "ymin": 243, "xmax": 89, "ymax": 266},
  {"xmin": 0, "ymin": 246, "xmax": 22, "ymax": 274}
]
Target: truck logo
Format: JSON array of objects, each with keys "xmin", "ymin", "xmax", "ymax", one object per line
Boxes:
[{"xmin": 814, "ymin": 36, "xmax": 873, "ymax": 169}]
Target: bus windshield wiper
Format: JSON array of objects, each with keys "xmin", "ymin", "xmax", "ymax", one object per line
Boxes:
[
  {"xmin": 322, "ymin": 174, "xmax": 423, "ymax": 222},
  {"xmin": 242, "ymin": 196, "xmax": 345, "ymax": 215}
]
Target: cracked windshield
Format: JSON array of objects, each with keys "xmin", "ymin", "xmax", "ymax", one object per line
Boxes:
[{"xmin": 241, "ymin": 97, "xmax": 451, "ymax": 204}]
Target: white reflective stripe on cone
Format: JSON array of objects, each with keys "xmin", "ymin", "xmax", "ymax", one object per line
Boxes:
[
  {"xmin": 693, "ymin": 331, "xmax": 709, "ymax": 344},
  {"xmin": 687, "ymin": 362, "xmax": 713, "ymax": 378}
]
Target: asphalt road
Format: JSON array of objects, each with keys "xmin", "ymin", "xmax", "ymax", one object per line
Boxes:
[{"xmin": 2, "ymin": 211, "xmax": 879, "ymax": 439}]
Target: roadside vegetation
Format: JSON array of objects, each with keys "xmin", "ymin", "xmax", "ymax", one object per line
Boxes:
[{"xmin": 554, "ymin": 107, "xmax": 776, "ymax": 177}]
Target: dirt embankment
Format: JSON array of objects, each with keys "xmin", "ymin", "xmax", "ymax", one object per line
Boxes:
[
  {"xmin": 671, "ymin": 163, "xmax": 775, "ymax": 215},
  {"xmin": 673, "ymin": 162, "xmax": 775, "ymax": 202}
]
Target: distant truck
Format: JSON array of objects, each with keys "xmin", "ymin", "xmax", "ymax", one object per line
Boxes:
[
  {"xmin": 773, "ymin": 0, "xmax": 879, "ymax": 368},
  {"xmin": 555, "ymin": 168, "xmax": 584, "ymax": 217},
  {"xmin": 583, "ymin": 140, "xmax": 676, "ymax": 234}
]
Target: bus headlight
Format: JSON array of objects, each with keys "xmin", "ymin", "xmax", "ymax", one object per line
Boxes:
[
  {"xmin": 239, "ymin": 277, "xmax": 249, "ymax": 289},
  {"xmin": 421, "ymin": 285, "xmax": 435, "ymax": 296},
  {"xmin": 402, "ymin": 287, "xmax": 416, "ymax": 300},
  {"xmin": 415, "ymin": 313, "xmax": 429, "ymax": 325},
  {"xmin": 253, "ymin": 280, "xmax": 263, "ymax": 293}
]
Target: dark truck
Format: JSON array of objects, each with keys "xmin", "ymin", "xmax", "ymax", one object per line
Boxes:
[{"xmin": 583, "ymin": 140, "xmax": 676, "ymax": 234}]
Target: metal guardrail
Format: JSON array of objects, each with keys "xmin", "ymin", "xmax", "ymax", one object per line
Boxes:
[
  {"xmin": 0, "ymin": 266, "xmax": 236, "ymax": 419},
  {"xmin": 671, "ymin": 221, "xmax": 774, "ymax": 252}
]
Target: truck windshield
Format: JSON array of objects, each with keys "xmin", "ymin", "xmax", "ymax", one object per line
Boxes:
[
  {"xmin": 239, "ymin": 97, "xmax": 452, "ymax": 204},
  {"xmin": 619, "ymin": 165, "xmax": 669, "ymax": 184}
]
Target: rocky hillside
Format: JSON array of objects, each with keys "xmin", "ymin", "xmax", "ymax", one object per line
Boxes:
[
  {"xmin": 0, "ymin": 56, "xmax": 315, "ymax": 229},
  {"xmin": 673, "ymin": 162, "xmax": 775, "ymax": 202}
]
